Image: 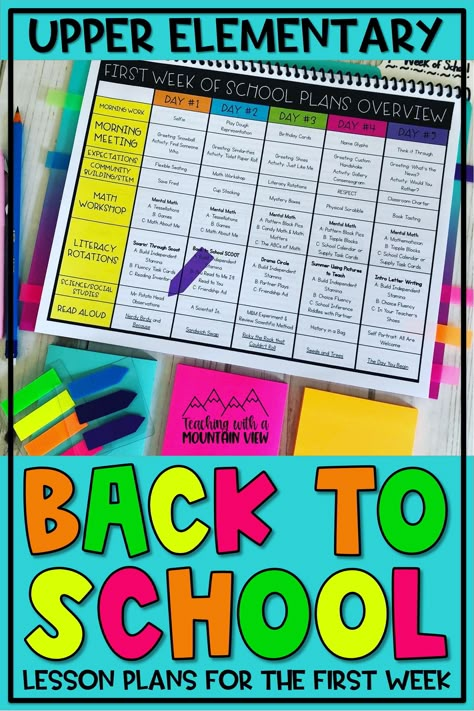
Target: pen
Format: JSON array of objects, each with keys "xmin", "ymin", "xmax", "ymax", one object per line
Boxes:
[
  {"xmin": 0, "ymin": 152, "xmax": 5, "ymax": 339},
  {"xmin": 5, "ymin": 108, "xmax": 23, "ymax": 360}
]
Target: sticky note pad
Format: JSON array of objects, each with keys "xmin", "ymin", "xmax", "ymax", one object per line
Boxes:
[
  {"xmin": 46, "ymin": 345, "xmax": 159, "ymax": 456},
  {"xmin": 294, "ymin": 389, "xmax": 418, "ymax": 456},
  {"xmin": 162, "ymin": 365, "xmax": 288, "ymax": 455}
]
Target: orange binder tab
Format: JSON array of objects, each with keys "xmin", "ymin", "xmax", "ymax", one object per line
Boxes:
[
  {"xmin": 24, "ymin": 413, "xmax": 86, "ymax": 456},
  {"xmin": 436, "ymin": 324, "xmax": 472, "ymax": 348}
]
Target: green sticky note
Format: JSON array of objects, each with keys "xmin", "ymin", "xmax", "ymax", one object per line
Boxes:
[
  {"xmin": 56, "ymin": 61, "xmax": 90, "ymax": 154},
  {"xmin": 46, "ymin": 88, "xmax": 83, "ymax": 111},
  {"xmin": 292, "ymin": 60, "xmax": 381, "ymax": 78},
  {"xmin": 269, "ymin": 106, "xmax": 327, "ymax": 129},
  {"xmin": 1, "ymin": 369, "xmax": 62, "ymax": 416}
]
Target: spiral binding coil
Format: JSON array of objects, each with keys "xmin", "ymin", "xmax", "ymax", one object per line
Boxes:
[{"xmin": 181, "ymin": 60, "xmax": 470, "ymax": 100}]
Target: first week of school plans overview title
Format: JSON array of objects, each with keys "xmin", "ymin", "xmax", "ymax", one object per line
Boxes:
[{"xmin": 37, "ymin": 59, "xmax": 461, "ymax": 397}]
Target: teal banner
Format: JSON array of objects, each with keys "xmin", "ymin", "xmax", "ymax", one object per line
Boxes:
[{"xmin": 1, "ymin": 2, "xmax": 472, "ymax": 60}]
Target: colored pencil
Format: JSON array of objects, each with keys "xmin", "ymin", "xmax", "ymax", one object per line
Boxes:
[
  {"xmin": 5, "ymin": 108, "xmax": 23, "ymax": 359},
  {"xmin": 0, "ymin": 152, "xmax": 5, "ymax": 338}
]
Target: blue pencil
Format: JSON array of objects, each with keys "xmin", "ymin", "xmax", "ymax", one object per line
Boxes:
[{"xmin": 6, "ymin": 108, "xmax": 23, "ymax": 360}]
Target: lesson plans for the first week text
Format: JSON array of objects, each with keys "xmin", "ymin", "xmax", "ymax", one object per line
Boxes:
[{"xmin": 36, "ymin": 60, "xmax": 461, "ymax": 397}]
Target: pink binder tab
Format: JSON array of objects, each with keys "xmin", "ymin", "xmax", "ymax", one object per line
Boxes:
[
  {"xmin": 431, "ymin": 364, "xmax": 460, "ymax": 386},
  {"xmin": 19, "ymin": 283, "xmax": 42, "ymax": 304},
  {"xmin": 440, "ymin": 285, "xmax": 474, "ymax": 307},
  {"xmin": 61, "ymin": 441, "xmax": 103, "ymax": 456}
]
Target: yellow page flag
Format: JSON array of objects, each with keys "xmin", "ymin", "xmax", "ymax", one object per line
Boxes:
[{"xmin": 294, "ymin": 388, "xmax": 418, "ymax": 456}]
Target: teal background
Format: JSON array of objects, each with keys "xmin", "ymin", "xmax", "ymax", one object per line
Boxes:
[
  {"xmin": 1, "ymin": 0, "xmax": 473, "ymax": 60},
  {"xmin": 0, "ymin": 455, "xmax": 470, "ymax": 708},
  {"xmin": 0, "ymin": 2, "xmax": 472, "ymax": 708}
]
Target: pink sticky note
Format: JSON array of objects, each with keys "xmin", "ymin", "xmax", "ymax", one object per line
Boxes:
[
  {"xmin": 431, "ymin": 363, "xmax": 460, "ymax": 386},
  {"xmin": 19, "ymin": 283, "xmax": 43, "ymax": 304},
  {"xmin": 162, "ymin": 365, "xmax": 288, "ymax": 455},
  {"xmin": 441, "ymin": 285, "xmax": 474, "ymax": 307},
  {"xmin": 61, "ymin": 441, "xmax": 103, "ymax": 456}
]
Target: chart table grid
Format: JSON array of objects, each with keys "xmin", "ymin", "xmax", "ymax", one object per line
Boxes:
[{"xmin": 46, "ymin": 62, "xmax": 457, "ymax": 389}]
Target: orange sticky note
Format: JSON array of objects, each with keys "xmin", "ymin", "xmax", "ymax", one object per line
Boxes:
[
  {"xmin": 436, "ymin": 324, "xmax": 472, "ymax": 348},
  {"xmin": 294, "ymin": 389, "xmax": 418, "ymax": 456},
  {"xmin": 24, "ymin": 413, "xmax": 86, "ymax": 456}
]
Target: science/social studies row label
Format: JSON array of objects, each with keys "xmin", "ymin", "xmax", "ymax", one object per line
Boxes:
[{"xmin": 36, "ymin": 61, "xmax": 461, "ymax": 397}]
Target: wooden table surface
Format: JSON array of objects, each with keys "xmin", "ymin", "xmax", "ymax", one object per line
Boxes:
[{"xmin": 0, "ymin": 60, "xmax": 472, "ymax": 456}]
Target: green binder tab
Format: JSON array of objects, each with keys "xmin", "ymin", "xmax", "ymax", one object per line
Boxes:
[{"xmin": 1, "ymin": 368, "xmax": 62, "ymax": 416}]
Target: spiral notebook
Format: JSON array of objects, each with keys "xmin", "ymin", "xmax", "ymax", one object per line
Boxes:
[{"xmin": 36, "ymin": 60, "xmax": 462, "ymax": 397}]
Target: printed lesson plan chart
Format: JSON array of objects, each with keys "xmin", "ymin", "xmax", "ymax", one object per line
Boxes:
[{"xmin": 39, "ymin": 61, "xmax": 459, "ymax": 396}]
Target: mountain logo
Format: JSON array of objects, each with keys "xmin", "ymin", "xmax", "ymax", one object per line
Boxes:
[
  {"xmin": 222, "ymin": 395, "xmax": 244, "ymax": 415},
  {"xmin": 183, "ymin": 396, "xmax": 205, "ymax": 417},
  {"xmin": 182, "ymin": 388, "xmax": 268, "ymax": 418},
  {"xmin": 242, "ymin": 388, "xmax": 268, "ymax": 416},
  {"xmin": 203, "ymin": 388, "xmax": 226, "ymax": 415}
]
